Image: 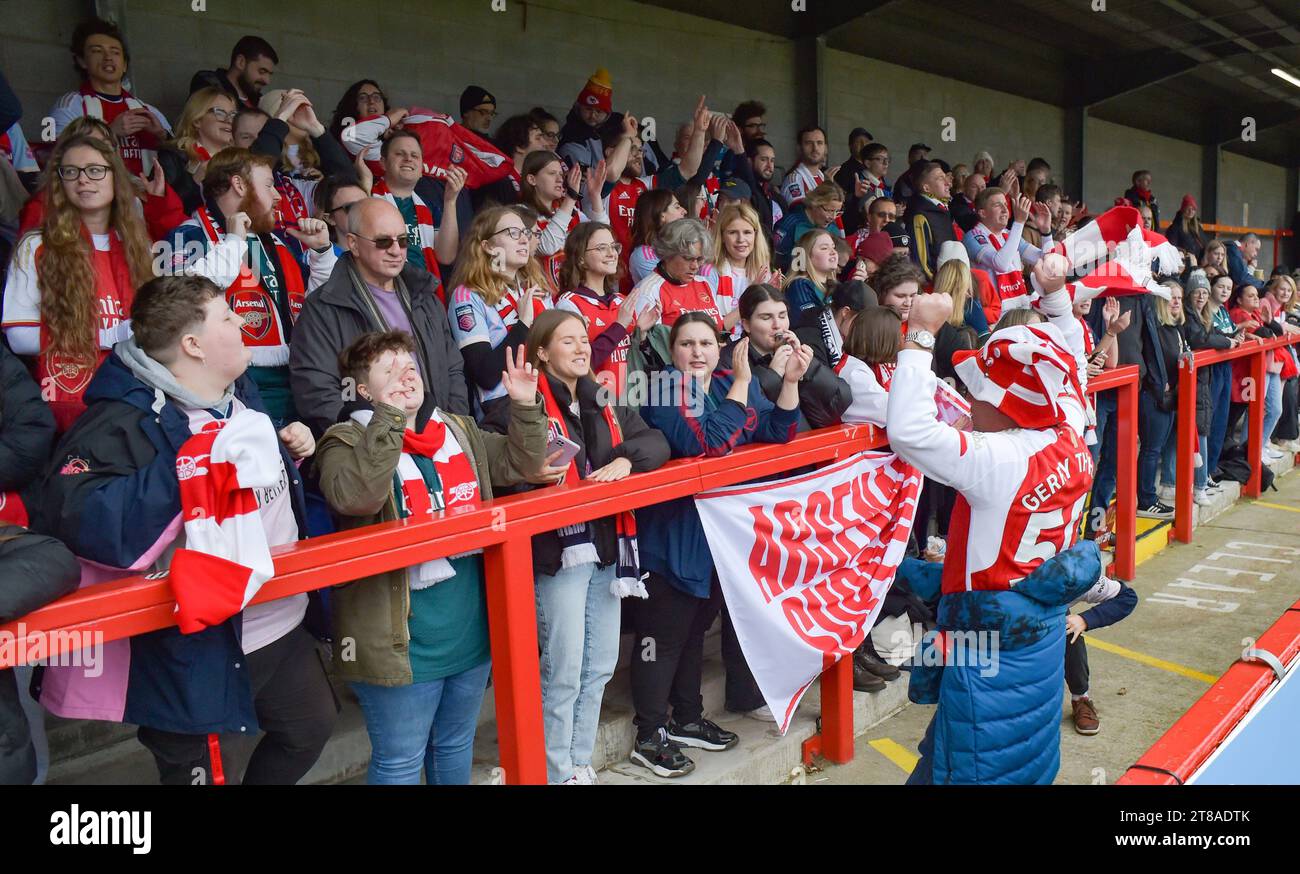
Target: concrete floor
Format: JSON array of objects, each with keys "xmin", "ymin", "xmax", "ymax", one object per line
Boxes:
[{"xmin": 813, "ymin": 466, "xmax": 1300, "ymax": 786}]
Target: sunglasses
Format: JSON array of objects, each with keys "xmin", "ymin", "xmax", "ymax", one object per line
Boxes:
[{"xmin": 354, "ymin": 233, "xmax": 410, "ymax": 251}]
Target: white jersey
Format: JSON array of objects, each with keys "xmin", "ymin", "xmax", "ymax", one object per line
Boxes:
[
  {"xmin": 780, "ymin": 163, "xmax": 824, "ymax": 205},
  {"xmin": 885, "ymin": 290, "xmax": 1091, "ymax": 595}
]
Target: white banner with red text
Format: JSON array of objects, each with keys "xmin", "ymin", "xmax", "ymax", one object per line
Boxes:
[{"xmin": 695, "ymin": 451, "xmax": 922, "ymax": 733}]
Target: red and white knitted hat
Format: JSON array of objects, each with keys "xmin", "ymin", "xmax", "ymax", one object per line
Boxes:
[
  {"xmin": 1037, "ymin": 205, "xmax": 1180, "ymax": 304},
  {"xmin": 951, "ymin": 322, "xmax": 1086, "ymax": 429},
  {"xmin": 168, "ymin": 410, "xmax": 282, "ymax": 635}
]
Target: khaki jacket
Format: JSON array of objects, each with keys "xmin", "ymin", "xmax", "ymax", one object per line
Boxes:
[{"xmin": 316, "ymin": 399, "xmax": 548, "ymax": 685}]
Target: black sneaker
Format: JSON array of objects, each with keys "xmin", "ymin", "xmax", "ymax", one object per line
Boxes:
[
  {"xmin": 853, "ymin": 659, "xmax": 887, "ymax": 692},
  {"xmin": 629, "ymin": 728, "xmax": 695, "ymax": 778},
  {"xmin": 666, "ymin": 717, "xmax": 739, "ymax": 751},
  {"xmin": 1137, "ymin": 502, "xmax": 1174, "ymax": 520},
  {"xmin": 854, "ymin": 647, "xmax": 901, "ymax": 681}
]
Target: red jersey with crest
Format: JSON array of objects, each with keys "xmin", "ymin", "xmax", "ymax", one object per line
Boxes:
[{"xmin": 1, "ymin": 231, "xmax": 134, "ymax": 432}]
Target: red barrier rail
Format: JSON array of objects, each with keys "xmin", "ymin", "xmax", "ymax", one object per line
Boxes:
[
  {"xmin": 1173, "ymin": 334, "xmax": 1300, "ymax": 543},
  {"xmin": 1156, "ymin": 221, "xmax": 1294, "ymax": 269},
  {"xmin": 1117, "ymin": 595, "xmax": 1300, "ymax": 785},
  {"xmin": 1, "ymin": 422, "xmax": 890, "ymax": 784},
  {"xmin": 1088, "ymin": 365, "xmax": 1140, "ymax": 581},
  {"xmin": 0, "ymin": 363, "xmax": 1145, "ymax": 783}
]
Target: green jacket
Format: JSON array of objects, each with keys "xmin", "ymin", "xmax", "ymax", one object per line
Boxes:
[{"xmin": 316, "ymin": 399, "xmax": 548, "ymax": 685}]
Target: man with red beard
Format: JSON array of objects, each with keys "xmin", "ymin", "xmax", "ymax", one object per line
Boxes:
[{"xmin": 165, "ymin": 148, "xmax": 336, "ymax": 426}]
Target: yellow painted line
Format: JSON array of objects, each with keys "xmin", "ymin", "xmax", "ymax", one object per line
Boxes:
[
  {"xmin": 1254, "ymin": 501, "xmax": 1300, "ymax": 514},
  {"xmin": 868, "ymin": 738, "xmax": 918, "ymax": 774},
  {"xmin": 1086, "ymin": 636, "xmax": 1217, "ymax": 684},
  {"xmin": 1134, "ymin": 519, "xmax": 1170, "ymax": 567}
]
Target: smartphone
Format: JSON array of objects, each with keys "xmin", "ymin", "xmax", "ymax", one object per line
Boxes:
[{"xmin": 546, "ymin": 433, "xmax": 582, "ymax": 468}]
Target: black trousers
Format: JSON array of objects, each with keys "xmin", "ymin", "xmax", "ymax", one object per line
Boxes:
[
  {"xmin": 627, "ymin": 571, "xmax": 763, "ymax": 739},
  {"xmin": 1065, "ymin": 633, "xmax": 1090, "ymax": 697},
  {"xmin": 137, "ymin": 623, "xmax": 339, "ymax": 785},
  {"xmin": 914, "ymin": 478, "xmax": 957, "ymax": 542}
]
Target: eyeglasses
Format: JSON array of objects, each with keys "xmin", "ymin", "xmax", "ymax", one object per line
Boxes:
[
  {"xmin": 357, "ymin": 91, "xmax": 384, "ymax": 103},
  {"xmin": 492, "ymin": 227, "xmax": 537, "ymax": 242},
  {"xmin": 207, "ymin": 107, "xmax": 235, "ymax": 122},
  {"xmin": 468, "ymin": 107, "xmax": 497, "ymax": 121},
  {"xmin": 586, "ymin": 243, "xmax": 623, "ymax": 255},
  {"xmin": 56, "ymin": 164, "xmax": 112, "ymax": 182},
  {"xmin": 677, "ymin": 254, "xmax": 706, "ymax": 265},
  {"xmin": 354, "ymin": 233, "xmax": 410, "ymax": 251},
  {"xmin": 539, "ymin": 128, "xmax": 560, "ymax": 142}
]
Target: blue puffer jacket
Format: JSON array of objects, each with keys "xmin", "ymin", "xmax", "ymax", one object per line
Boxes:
[{"xmin": 907, "ymin": 541, "xmax": 1102, "ymax": 785}]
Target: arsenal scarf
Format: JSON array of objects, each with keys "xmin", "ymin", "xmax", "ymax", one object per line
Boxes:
[
  {"xmin": 536, "ymin": 375, "xmax": 646, "ymax": 598},
  {"xmin": 399, "ymin": 109, "xmax": 514, "ymax": 189},
  {"xmin": 372, "ymin": 178, "xmax": 440, "ymax": 278},
  {"xmin": 354, "ymin": 408, "xmax": 482, "ymax": 589},
  {"xmin": 197, "ymin": 207, "xmax": 306, "ymax": 365}
]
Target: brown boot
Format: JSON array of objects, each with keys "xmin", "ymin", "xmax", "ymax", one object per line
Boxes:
[{"xmin": 1072, "ymin": 697, "xmax": 1100, "ymax": 735}]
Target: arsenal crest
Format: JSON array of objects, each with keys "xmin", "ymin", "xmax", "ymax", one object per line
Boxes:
[
  {"xmin": 43, "ymin": 351, "xmax": 93, "ymax": 395},
  {"xmin": 228, "ymin": 289, "xmax": 275, "ymax": 342}
]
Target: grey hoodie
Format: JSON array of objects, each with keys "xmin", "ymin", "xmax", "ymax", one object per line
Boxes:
[{"xmin": 114, "ymin": 338, "xmax": 235, "ymax": 415}]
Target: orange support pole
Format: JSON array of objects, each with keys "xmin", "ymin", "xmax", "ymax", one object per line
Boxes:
[
  {"xmin": 1112, "ymin": 372, "xmax": 1139, "ymax": 581},
  {"xmin": 1243, "ymin": 346, "xmax": 1267, "ymax": 498},
  {"xmin": 1173, "ymin": 356, "xmax": 1198, "ymax": 543},
  {"xmin": 482, "ymin": 536, "xmax": 547, "ymax": 785},
  {"xmin": 819, "ymin": 654, "xmax": 855, "ymax": 763}
]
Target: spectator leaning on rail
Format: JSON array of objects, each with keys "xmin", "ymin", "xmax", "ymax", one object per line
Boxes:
[
  {"xmin": 33, "ymin": 274, "xmax": 336, "ymax": 785},
  {"xmin": 289, "ymin": 198, "xmax": 468, "ymax": 438},
  {"xmin": 316, "ymin": 330, "xmax": 549, "ymax": 784},
  {"xmin": 481, "ymin": 309, "xmax": 670, "ymax": 784}
]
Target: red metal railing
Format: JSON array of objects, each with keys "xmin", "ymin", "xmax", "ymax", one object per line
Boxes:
[
  {"xmin": 1117, "ymin": 594, "xmax": 1300, "ymax": 785},
  {"xmin": 1, "ymin": 422, "xmax": 892, "ymax": 783},
  {"xmin": 0, "ymin": 367, "xmax": 1149, "ymax": 783},
  {"xmin": 1156, "ymin": 221, "xmax": 1295, "ymax": 269},
  {"xmin": 1173, "ymin": 334, "xmax": 1300, "ymax": 543},
  {"xmin": 1088, "ymin": 365, "xmax": 1140, "ymax": 581}
]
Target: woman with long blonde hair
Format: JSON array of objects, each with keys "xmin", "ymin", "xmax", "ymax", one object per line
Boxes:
[
  {"xmin": 710, "ymin": 200, "xmax": 774, "ymax": 337},
  {"xmin": 1, "ymin": 134, "xmax": 153, "ymax": 431},
  {"xmin": 160, "ymin": 87, "xmax": 236, "ymax": 213},
  {"xmin": 446, "ymin": 206, "xmax": 551, "ymax": 413}
]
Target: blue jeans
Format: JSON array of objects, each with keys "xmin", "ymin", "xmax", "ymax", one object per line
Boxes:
[
  {"xmin": 535, "ymin": 561, "xmax": 620, "ymax": 784},
  {"xmin": 1259, "ymin": 372, "xmax": 1283, "ymax": 449},
  {"xmin": 1206, "ymin": 363, "xmax": 1231, "ymax": 477},
  {"xmin": 1086, "ymin": 390, "xmax": 1118, "ymax": 534},
  {"xmin": 1159, "ymin": 434, "xmax": 1207, "ymax": 491},
  {"xmin": 350, "ymin": 659, "xmax": 492, "ymax": 785},
  {"xmin": 1138, "ymin": 389, "xmax": 1175, "ymax": 507}
]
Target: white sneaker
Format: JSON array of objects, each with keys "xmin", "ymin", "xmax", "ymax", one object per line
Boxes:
[
  {"xmin": 581, "ymin": 764, "xmax": 598, "ymax": 785},
  {"xmin": 1264, "ymin": 448, "xmax": 1284, "ymax": 462},
  {"xmin": 559, "ymin": 774, "xmax": 582, "ymax": 785},
  {"xmin": 746, "ymin": 704, "xmax": 774, "ymax": 722},
  {"xmin": 1193, "ymin": 488, "xmax": 1213, "ymax": 506}
]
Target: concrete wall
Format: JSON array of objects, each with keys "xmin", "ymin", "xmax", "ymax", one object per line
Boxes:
[
  {"xmin": 1219, "ymin": 151, "xmax": 1290, "ymax": 231},
  {"xmin": 824, "ymin": 48, "xmax": 1066, "ymax": 178},
  {"xmin": 1083, "ymin": 117, "xmax": 1203, "ymax": 221}
]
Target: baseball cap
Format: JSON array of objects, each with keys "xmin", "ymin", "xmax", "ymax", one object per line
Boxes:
[
  {"xmin": 910, "ymin": 142, "xmax": 932, "ymax": 154},
  {"xmin": 885, "ymin": 220, "xmax": 911, "ymax": 249},
  {"xmin": 855, "ymin": 231, "xmax": 895, "ymax": 266},
  {"xmin": 719, "ymin": 177, "xmax": 752, "ymax": 201}
]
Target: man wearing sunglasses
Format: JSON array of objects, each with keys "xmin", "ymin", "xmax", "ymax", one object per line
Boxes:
[{"xmin": 290, "ymin": 198, "xmax": 469, "ymax": 438}]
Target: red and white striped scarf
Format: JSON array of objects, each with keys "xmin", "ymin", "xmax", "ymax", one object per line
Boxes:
[{"xmin": 373, "ymin": 178, "xmax": 440, "ymax": 278}]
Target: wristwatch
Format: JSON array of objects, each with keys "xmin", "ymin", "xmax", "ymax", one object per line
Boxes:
[{"xmin": 905, "ymin": 329, "xmax": 936, "ymax": 350}]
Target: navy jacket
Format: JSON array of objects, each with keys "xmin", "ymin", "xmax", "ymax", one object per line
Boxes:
[
  {"xmin": 638, "ymin": 369, "xmax": 798, "ymax": 597},
  {"xmin": 32, "ymin": 352, "xmax": 308, "ymax": 734},
  {"xmin": 1225, "ymin": 242, "xmax": 1264, "ymax": 291}
]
